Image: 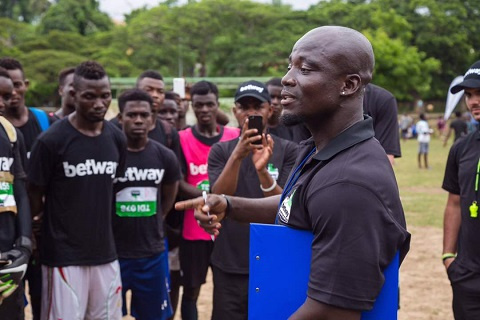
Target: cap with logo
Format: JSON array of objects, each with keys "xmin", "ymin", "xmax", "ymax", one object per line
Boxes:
[
  {"xmin": 451, "ymin": 60, "xmax": 480, "ymax": 94},
  {"xmin": 234, "ymin": 80, "xmax": 271, "ymax": 103}
]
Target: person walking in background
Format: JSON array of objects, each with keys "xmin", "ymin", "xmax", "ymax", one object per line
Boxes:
[
  {"xmin": 416, "ymin": 113, "xmax": 432, "ymax": 169},
  {"xmin": 443, "ymin": 111, "xmax": 467, "ymax": 147}
]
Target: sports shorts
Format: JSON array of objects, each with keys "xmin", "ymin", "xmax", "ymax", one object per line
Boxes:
[{"xmin": 179, "ymin": 239, "xmax": 213, "ymax": 288}]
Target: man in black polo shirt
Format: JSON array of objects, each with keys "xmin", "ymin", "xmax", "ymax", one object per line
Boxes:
[
  {"xmin": 442, "ymin": 60, "xmax": 480, "ymax": 319},
  {"xmin": 178, "ymin": 26, "xmax": 410, "ymax": 319},
  {"xmin": 208, "ymin": 80, "xmax": 297, "ymax": 319}
]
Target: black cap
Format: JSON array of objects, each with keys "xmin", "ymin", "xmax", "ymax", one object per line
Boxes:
[
  {"xmin": 451, "ymin": 61, "xmax": 480, "ymax": 94},
  {"xmin": 234, "ymin": 80, "xmax": 271, "ymax": 103}
]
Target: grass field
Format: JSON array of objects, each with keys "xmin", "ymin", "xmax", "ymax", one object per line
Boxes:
[{"xmin": 394, "ymin": 132, "xmax": 450, "ymax": 228}]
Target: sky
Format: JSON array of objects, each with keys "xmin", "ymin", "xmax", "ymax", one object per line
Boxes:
[{"xmin": 99, "ymin": 0, "xmax": 320, "ymax": 21}]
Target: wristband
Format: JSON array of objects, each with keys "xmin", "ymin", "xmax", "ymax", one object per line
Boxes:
[
  {"xmin": 442, "ymin": 253, "xmax": 456, "ymax": 261},
  {"xmin": 260, "ymin": 179, "xmax": 277, "ymax": 192},
  {"xmin": 221, "ymin": 194, "xmax": 231, "ymax": 217}
]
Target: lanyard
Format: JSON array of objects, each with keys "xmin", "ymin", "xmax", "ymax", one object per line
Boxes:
[
  {"xmin": 275, "ymin": 147, "xmax": 316, "ymax": 224},
  {"xmin": 470, "ymin": 158, "xmax": 480, "ymax": 218}
]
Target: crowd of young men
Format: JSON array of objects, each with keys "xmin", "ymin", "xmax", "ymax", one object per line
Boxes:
[{"xmin": 0, "ymin": 24, "xmax": 418, "ymax": 320}]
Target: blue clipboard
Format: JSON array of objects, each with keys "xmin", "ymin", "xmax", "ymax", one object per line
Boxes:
[{"xmin": 248, "ymin": 223, "xmax": 399, "ymax": 320}]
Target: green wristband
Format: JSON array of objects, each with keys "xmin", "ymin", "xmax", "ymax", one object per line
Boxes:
[{"xmin": 442, "ymin": 253, "xmax": 456, "ymax": 261}]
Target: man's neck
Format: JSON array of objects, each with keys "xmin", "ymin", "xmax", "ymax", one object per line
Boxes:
[
  {"xmin": 127, "ymin": 137, "xmax": 148, "ymax": 152},
  {"xmin": 56, "ymin": 104, "xmax": 75, "ymax": 119},
  {"xmin": 5, "ymin": 105, "xmax": 29, "ymax": 127},
  {"xmin": 176, "ymin": 116, "xmax": 187, "ymax": 130},
  {"xmin": 68, "ymin": 113, "xmax": 104, "ymax": 137},
  {"xmin": 195, "ymin": 122, "xmax": 219, "ymax": 137}
]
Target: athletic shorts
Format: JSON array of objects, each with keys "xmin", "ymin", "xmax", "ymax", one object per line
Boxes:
[
  {"xmin": 41, "ymin": 261, "xmax": 122, "ymax": 320},
  {"xmin": 211, "ymin": 265, "xmax": 249, "ymax": 320},
  {"xmin": 179, "ymin": 239, "xmax": 213, "ymax": 288},
  {"xmin": 119, "ymin": 251, "xmax": 173, "ymax": 320},
  {"xmin": 418, "ymin": 142, "xmax": 429, "ymax": 154}
]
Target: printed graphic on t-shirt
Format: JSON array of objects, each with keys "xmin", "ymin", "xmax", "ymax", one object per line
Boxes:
[
  {"xmin": 196, "ymin": 180, "xmax": 210, "ymax": 192},
  {"xmin": 267, "ymin": 163, "xmax": 279, "ymax": 180},
  {"xmin": 116, "ymin": 186, "xmax": 157, "ymax": 217},
  {"xmin": 0, "ymin": 170, "xmax": 16, "ymax": 213},
  {"xmin": 63, "ymin": 159, "xmax": 118, "ymax": 178},
  {"xmin": 279, "ymin": 188, "xmax": 296, "ymax": 223},
  {"xmin": 114, "ymin": 167, "xmax": 165, "ymax": 184}
]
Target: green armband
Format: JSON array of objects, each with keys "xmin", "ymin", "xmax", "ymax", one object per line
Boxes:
[{"xmin": 442, "ymin": 253, "xmax": 456, "ymax": 261}]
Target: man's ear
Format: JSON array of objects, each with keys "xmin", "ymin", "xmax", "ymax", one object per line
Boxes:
[
  {"xmin": 117, "ymin": 112, "xmax": 123, "ymax": 126},
  {"xmin": 341, "ymin": 74, "xmax": 361, "ymax": 96}
]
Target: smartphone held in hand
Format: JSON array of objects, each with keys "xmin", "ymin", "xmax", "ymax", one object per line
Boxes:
[{"xmin": 248, "ymin": 115, "xmax": 263, "ymax": 145}]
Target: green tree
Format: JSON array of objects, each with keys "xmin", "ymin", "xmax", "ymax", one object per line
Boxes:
[
  {"xmin": 0, "ymin": 0, "xmax": 50, "ymax": 23},
  {"xmin": 39, "ymin": 0, "xmax": 112, "ymax": 35}
]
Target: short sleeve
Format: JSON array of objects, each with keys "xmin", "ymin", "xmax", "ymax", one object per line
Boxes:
[
  {"xmin": 306, "ymin": 182, "xmax": 408, "ymax": 310},
  {"xmin": 207, "ymin": 142, "xmax": 230, "ymax": 188},
  {"xmin": 162, "ymin": 147, "xmax": 182, "ymax": 184},
  {"xmin": 28, "ymin": 139, "xmax": 55, "ymax": 187},
  {"xmin": 442, "ymin": 141, "xmax": 462, "ymax": 194}
]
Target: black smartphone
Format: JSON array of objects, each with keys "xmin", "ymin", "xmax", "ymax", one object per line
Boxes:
[{"xmin": 248, "ymin": 115, "xmax": 263, "ymax": 145}]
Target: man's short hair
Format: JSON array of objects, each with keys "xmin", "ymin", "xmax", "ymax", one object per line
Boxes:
[
  {"xmin": 0, "ymin": 58, "xmax": 24, "ymax": 78},
  {"xmin": 455, "ymin": 111, "xmax": 462, "ymax": 118},
  {"xmin": 73, "ymin": 61, "xmax": 108, "ymax": 89},
  {"xmin": 58, "ymin": 67, "xmax": 75, "ymax": 86},
  {"xmin": 190, "ymin": 81, "xmax": 218, "ymax": 99},
  {"xmin": 136, "ymin": 70, "xmax": 163, "ymax": 86},
  {"xmin": 165, "ymin": 91, "xmax": 180, "ymax": 101},
  {"xmin": 266, "ymin": 78, "xmax": 282, "ymax": 87},
  {"xmin": 118, "ymin": 89, "xmax": 153, "ymax": 113},
  {"xmin": 0, "ymin": 67, "xmax": 11, "ymax": 80}
]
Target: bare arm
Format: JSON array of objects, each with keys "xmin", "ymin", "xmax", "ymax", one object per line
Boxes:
[
  {"xmin": 387, "ymin": 154, "xmax": 395, "ymax": 166},
  {"xmin": 216, "ymin": 109, "xmax": 230, "ymax": 126},
  {"xmin": 443, "ymin": 128, "xmax": 452, "ymax": 147},
  {"xmin": 179, "ymin": 180, "xmax": 202, "ymax": 199},
  {"xmin": 27, "ymin": 183, "xmax": 45, "ymax": 220},
  {"xmin": 289, "ymin": 297, "xmax": 360, "ymax": 320},
  {"xmin": 175, "ymin": 194, "xmax": 279, "ymax": 236},
  {"xmin": 161, "ymin": 181, "xmax": 179, "ymax": 217},
  {"xmin": 443, "ymin": 192, "xmax": 461, "ymax": 268}
]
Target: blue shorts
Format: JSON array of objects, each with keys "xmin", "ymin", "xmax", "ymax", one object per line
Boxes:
[
  {"xmin": 119, "ymin": 251, "xmax": 173, "ymax": 320},
  {"xmin": 418, "ymin": 142, "xmax": 429, "ymax": 154}
]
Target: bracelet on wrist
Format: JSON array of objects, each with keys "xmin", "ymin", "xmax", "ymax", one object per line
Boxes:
[
  {"xmin": 221, "ymin": 194, "xmax": 231, "ymax": 217},
  {"xmin": 260, "ymin": 179, "xmax": 277, "ymax": 192},
  {"xmin": 442, "ymin": 253, "xmax": 456, "ymax": 261}
]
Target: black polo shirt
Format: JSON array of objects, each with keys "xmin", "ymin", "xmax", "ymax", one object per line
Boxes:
[
  {"xmin": 208, "ymin": 135, "xmax": 298, "ymax": 274},
  {"xmin": 442, "ymin": 130, "xmax": 480, "ymax": 273},
  {"xmin": 363, "ymin": 84, "xmax": 401, "ymax": 158},
  {"xmin": 277, "ymin": 116, "xmax": 410, "ymax": 311}
]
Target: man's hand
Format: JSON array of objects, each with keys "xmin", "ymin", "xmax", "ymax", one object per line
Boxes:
[
  {"xmin": 232, "ymin": 119, "xmax": 263, "ymax": 161},
  {"xmin": 175, "ymin": 194, "xmax": 228, "ymax": 236},
  {"xmin": 0, "ymin": 246, "xmax": 29, "ymax": 299},
  {"xmin": 444, "ymin": 257, "xmax": 455, "ymax": 269},
  {"xmin": 252, "ymin": 134, "xmax": 274, "ymax": 171}
]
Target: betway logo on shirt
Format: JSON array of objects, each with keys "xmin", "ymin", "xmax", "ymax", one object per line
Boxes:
[
  {"xmin": 63, "ymin": 160, "xmax": 118, "ymax": 178},
  {"xmin": 0, "ymin": 157, "xmax": 13, "ymax": 171},
  {"xmin": 190, "ymin": 163, "xmax": 207, "ymax": 176},
  {"xmin": 114, "ymin": 167, "xmax": 165, "ymax": 184}
]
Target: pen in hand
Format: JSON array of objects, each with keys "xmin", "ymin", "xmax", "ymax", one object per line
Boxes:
[{"xmin": 202, "ymin": 191, "xmax": 215, "ymax": 242}]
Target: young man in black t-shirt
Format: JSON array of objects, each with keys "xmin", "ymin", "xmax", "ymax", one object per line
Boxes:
[
  {"xmin": 208, "ymin": 81, "xmax": 297, "ymax": 319},
  {"xmin": 443, "ymin": 111, "xmax": 468, "ymax": 147},
  {"xmin": 114, "ymin": 89, "xmax": 181, "ymax": 320},
  {"xmin": 51, "ymin": 67, "xmax": 76, "ymax": 121},
  {"xmin": 0, "ymin": 57, "xmax": 51, "ymax": 320},
  {"xmin": 28, "ymin": 61, "xmax": 127, "ymax": 319},
  {"xmin": 0, "ymin": 67, "xmax": 32, "ymax": 320}
]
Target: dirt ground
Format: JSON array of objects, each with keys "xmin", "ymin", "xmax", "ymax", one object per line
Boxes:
[{"xmin": 25, "ymin": 225, "xmax": 453, "ymax": 320}]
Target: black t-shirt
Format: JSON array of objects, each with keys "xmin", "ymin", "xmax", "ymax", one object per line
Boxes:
[
  {"xmin": 277, "ymin": 117, "xmax": 410, "ymax": 311},
  {"xmin": 0, "ymin": 125, "xmax": 27, "ymax": 252},
  {"xmin": 450, "ymin": 118, "xmax": 468, "ymax": 142},
  {"xmin": 28, "ymin": 118, "xmax": 127, "ymax": 267},
  {"xmin": 112, "ymin": 140, "xmax": 181, "ymax": 259},
  {"xmin": 363, "ymin": 84, "xmax": 401, "ymax": 158},
  {"xmin": 208, "ymin": 135, "xmax": 298, "ymax": 274},
  {"xmin": 111, "ymin": 117, "xmax": 181, "ymax": 160},
  {"xmin": 442, "ymin": 130, "xmax": 480, "ymax": 273}
]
